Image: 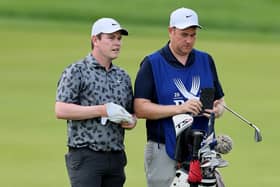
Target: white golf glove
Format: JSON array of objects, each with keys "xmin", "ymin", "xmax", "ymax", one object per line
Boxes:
[{"xmin": 101, "ymin": 102, "xmax": 134, "ymax": 125}]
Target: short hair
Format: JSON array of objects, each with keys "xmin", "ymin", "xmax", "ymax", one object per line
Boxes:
[{"xmin": 91, "ymin": 34, "xmax": 102, "ymax": 50}]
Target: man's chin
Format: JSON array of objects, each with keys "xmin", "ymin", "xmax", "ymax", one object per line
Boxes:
[{"xmin": 110, "ymin": 55, "xmax": 119, "ymax": 60}]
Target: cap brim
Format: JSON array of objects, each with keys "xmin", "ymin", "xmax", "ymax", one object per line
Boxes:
[
  {"xmin": 93, "ymin": 28, "xmax": 128, "ymax": 36},
  {"xmin": 103, "ymin": 28, "xmax": 128, "ymax": 35},
  {"xmin": 119, "ymin": 29, "xmax": 128, "ymax": 35},
  {"xmin": 175, "ymin": 24, "xmax": 202, "ymax": 29}
]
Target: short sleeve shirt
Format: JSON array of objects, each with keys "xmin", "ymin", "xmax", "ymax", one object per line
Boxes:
[{"xmin": 56, "ymin": 54, "xmax": 133, "ymax": 151}]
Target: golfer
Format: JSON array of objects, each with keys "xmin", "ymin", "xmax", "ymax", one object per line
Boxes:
[
  {"xmin": 55, "ymin": 17, "xmax": 136, "ymax": 187},
  {"xmin": 134, "ymin": 7, "xmax": 225, "ymax": 187}
]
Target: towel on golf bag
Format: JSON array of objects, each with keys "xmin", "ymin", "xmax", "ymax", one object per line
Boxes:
[{"xmin": 188, "ymin": 160, "xmax": 202, "ymax": 183}]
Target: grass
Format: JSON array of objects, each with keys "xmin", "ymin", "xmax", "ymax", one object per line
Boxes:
[
  {"xmin": 0, "ymin": 0, "xmax": 279, "ymax": 33},
  {"xmin": 1, "ymin": 8, "xmax": 280, "ymax": 187}
]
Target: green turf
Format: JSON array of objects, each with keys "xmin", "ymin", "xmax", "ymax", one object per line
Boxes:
[
  {"xmin": 0, "ymin": 0, "xmax": 279, "ymax": 34},
  {"xmin": 1, "ymin": 1, "xmax": 280, "ymax": 186}
]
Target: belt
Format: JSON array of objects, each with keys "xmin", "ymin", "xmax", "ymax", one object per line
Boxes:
[
  {"xmin": 68, "ymin": 146, "xmax": 122, "ymax": 153},
  {"xmin": 148, "ymin": 137, "xmax": 165, "ymax": 144}
]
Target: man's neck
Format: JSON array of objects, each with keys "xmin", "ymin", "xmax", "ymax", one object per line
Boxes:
[
  {"xmin": 169, "ymin": 44, "xmax": 189, "ymax": 66},
  {"xmin": 91, "ymin": 51, "xmax": 112, "ymax": 71}
]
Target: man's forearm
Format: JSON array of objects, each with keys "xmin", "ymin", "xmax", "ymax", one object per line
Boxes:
[
  {"xmin": 55, "ymin": 101, "xmax": 107, "ymax": 120},
  {"xmin": 134, "ymin": 98, "xmax": 183, "ymax": 120}
]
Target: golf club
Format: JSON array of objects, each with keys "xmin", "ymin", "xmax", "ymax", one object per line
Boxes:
[{"xmin": 223, "ymin": 105, "xmax": 262, "ymax": 142}]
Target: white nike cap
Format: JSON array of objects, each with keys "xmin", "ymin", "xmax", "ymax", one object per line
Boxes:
[
  {"xmin": 169, "ymin": 7, "xmax": 202, "ymax": 29},
  {"xmin": 91, "ymin": 18, "xmax": 128, "ymax": 36}
]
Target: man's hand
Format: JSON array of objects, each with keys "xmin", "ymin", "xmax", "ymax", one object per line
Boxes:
[
  {"xmin": 120, "ymin": 115, "xmax": 137, "ymax": 130},
  {"xmin": 180, "ymin": 99, "xmax": 202, "ymax": 116},
  {"xmin": 203, "ymin": 99, "xmax": 225, "ymax": 118}
]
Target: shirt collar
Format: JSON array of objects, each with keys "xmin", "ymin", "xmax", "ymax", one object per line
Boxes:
[{"xmin": 84, "ymin": 53, "xmax": 118, "ymax": 71}]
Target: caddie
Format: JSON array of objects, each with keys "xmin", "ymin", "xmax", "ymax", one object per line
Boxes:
[{"xmin": 134, "ymin": 7, "xmax": 225, "ymax": 187}]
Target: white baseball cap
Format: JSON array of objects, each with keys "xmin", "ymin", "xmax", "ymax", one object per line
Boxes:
[
  {"xmin": 91, "ymin": 18, "xmax": 128, "ymax": 36},
  {"xmin": 169, "ymin": 7, "xmax": 202, "ymax": 29}
]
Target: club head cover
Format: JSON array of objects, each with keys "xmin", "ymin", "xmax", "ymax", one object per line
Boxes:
[
  {"xmin": 214, "ymin": 134, "xmax": 233, "ymax": 154},
  {"xmin": 188, "ymin": 159, "xmax": 202, "ymax": 184},
  {"xmin": 172, "ymin": 114, "xmax": 193, "ymax": 137}
]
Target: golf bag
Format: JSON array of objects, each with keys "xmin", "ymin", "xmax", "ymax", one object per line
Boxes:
[{"xmin": 170, "ymin": 113, "xmax": 230, "ymax": 187}]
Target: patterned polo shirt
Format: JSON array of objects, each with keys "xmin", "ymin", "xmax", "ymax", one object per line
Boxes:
[{"xmin": 56, "ymin": 54, "xmax": 133, "ymax": 151}]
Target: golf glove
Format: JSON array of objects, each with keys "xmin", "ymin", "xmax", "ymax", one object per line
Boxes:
[{"xmin": 101, "ymin": 102, "xmax": 134, "ymax": 125}]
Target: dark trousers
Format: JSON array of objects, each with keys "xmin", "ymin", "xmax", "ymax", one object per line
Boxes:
[{"xmin": 65, "ymin": 147, "xmax": 127, "ymax": 187}]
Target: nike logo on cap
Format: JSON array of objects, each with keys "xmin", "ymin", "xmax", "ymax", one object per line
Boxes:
[{"xmin": 186, "ymin": 15, "xmax": 192, "ymax": 18}]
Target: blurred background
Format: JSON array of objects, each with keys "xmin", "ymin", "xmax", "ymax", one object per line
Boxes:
[{"xmin": 0, "ymin": 0, "xmax": 279, "ymax": 186}]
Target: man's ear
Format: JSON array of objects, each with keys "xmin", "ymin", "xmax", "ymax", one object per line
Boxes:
[
  {"xmin": 91, "ymin": 36, "xmax": 97, "ymax": 45},
  {"xmin": 168, "ymin": 27, "xmax": 174, "ymax": 34},
  {"xmin": 91, "ymin": 35, "xmax": 100, "ymax": 49}
]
